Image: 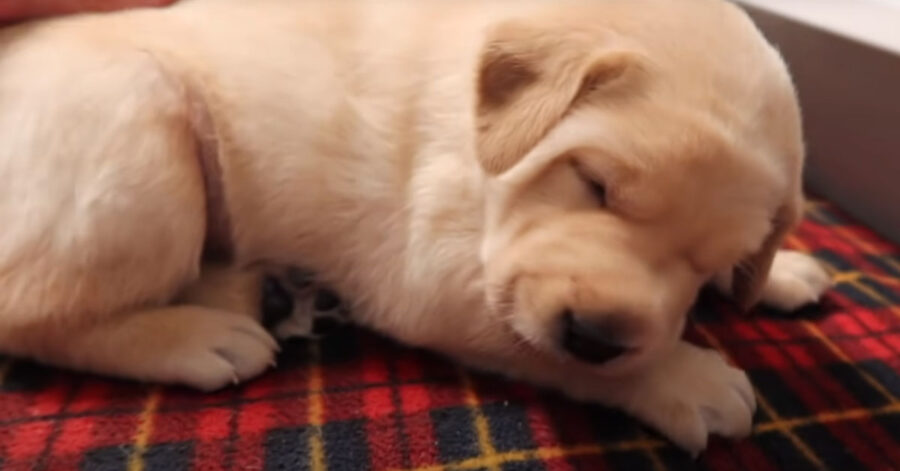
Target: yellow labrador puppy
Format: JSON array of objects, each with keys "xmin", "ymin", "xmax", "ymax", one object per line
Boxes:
[{"xmin": 0, "ymin": 0, "xmax": 830, "ymax": 454}]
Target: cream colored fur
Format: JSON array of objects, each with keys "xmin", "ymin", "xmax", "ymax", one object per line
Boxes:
[{"xmin": 0, "ymin": 0, "xmax": 831, "ymax": 454}]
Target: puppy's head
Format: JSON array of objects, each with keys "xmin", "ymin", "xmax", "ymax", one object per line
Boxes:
[{"xmin": 477, "ymin": 0, "xmax": 805, "ymax": 373}]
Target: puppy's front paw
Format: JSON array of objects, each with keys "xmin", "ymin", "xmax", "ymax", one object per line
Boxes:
[
  {"xmin": 626, "ymin": 344, "xmax": 756, "ymax": 456},
  {"xmin": 760, "ymin": 250, "xmax": 832, "ymax": 311},
  {"xmin": 154, "ymin": 310, "xmax": 279, "ymax": 391}
]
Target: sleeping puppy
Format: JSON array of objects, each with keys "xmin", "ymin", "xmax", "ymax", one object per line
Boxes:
[{"xmin": 0, "ymin": 0, "xmax": 831, "ymax": 454}]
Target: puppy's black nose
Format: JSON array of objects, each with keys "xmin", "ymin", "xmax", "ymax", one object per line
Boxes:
[{"xmin": 561, "ymin": 309, "xmax": 629, "ymax": 364}]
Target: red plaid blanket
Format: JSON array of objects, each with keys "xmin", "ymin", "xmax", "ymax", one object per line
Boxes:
[{"xmin": 1, "ymin": 200, "xmax": 899, "ymax": 471}]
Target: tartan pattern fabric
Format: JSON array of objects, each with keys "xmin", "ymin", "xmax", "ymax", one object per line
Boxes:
[{"xmin": 1, "ymin": 200, "xmax": 900, "ymax": 471}]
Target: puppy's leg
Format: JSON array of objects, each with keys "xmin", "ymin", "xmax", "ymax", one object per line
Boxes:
[
  {"xmin": 176, "ymin": 263, "xmax": 269, "ymax": 322},
  {"xmin": 1, "ymin": 305, "xmax": 277, "ymax": 391},
  {"xmin": 0, "ymin": 37, "xmax": 276, "ymax": 389},
  {"xmin": 714, "ymin": 250, "xmax": 832, "ymax": 311},
  {"xmin": 461, "ymin": 339, "xmax": 754, "ymax": 456},
  {"xmin": 2, "ymin": 265, "xmax": 279, "ymax": 390}
]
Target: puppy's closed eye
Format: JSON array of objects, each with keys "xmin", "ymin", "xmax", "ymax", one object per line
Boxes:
[
  {"xmin": 573, "ymin": 162, "xmax": 607, "ymax": 207},
  {"xmin": 584, "ymin": 178, "xmax": 607, "ymax": 207}
]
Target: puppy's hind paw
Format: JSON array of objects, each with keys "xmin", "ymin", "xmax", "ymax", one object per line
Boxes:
[{"xmin": 260, "ymin": 273, "xmax": 351, "ymax": 340}]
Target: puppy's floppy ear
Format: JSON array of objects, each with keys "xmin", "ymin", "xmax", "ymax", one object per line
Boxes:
[
  {"xmin": 732, "ymin": 205, "xmax": 798, "ymax": 311},
  {"xmin": 475, "ymin": 22, "xmax": 644, "ymax": 174}
]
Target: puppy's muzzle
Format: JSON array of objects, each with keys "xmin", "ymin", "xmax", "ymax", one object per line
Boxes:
[{"xmin": 561, "ymin": 310, "xmax": 632, "ymax": 364}]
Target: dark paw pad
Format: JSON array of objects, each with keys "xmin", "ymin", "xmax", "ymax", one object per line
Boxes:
[
  {"xmin": 261, "ymin": 277, "xmax": 294, "ymax": 328},
  {"xmin": 313, "ymin": 289, "xmax": 342, "ymax": 311}
]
